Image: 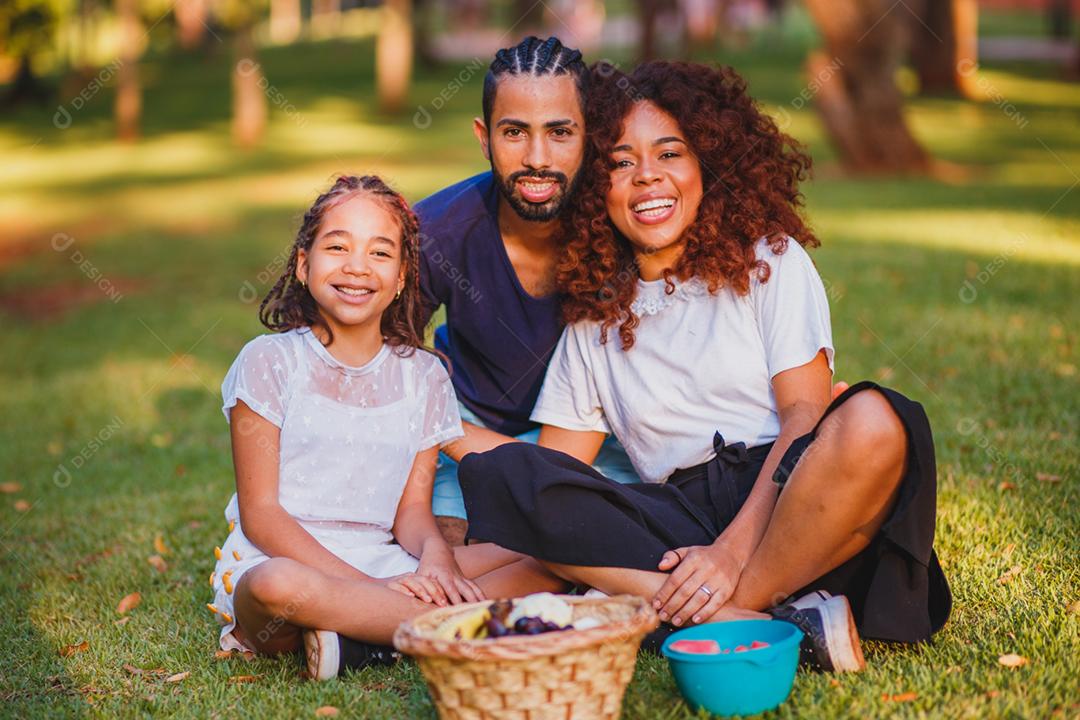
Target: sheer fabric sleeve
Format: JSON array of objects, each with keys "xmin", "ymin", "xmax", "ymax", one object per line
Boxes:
[
  {"xmin": 220, "ymin": 334, "xmax": 296, "ymax": 428},
  {"xmin": 417, "ymin": 354, "xmax": 464, "ymax": 450}
]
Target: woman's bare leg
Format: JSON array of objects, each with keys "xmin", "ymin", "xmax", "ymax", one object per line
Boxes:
[{"xmin": 719, "ymin": 389, "xmax": 907, "ymax": 616}]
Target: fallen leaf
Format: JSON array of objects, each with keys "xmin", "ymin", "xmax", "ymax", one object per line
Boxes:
[
  {"xmin": 153, "ymin": 534, "xmax": 171, "ymax": 556},
  {"xmin": 996, "ymin": 565, "xmax": 1022, "ymax": 585},
  {"xmin": 187, "ymin": 520, "xmax": 203, "ymax": 529},
  {"xmin": 882, "ymin": 692, "xmax": 918, "ymax": 702},
  {"xmin": 1068, "ymin": 600, "xmax": 1080, "ymax": 615},
  {"xmin": 829, "ymin": 678, "xmax": 840, "ymax": 687},
  {"xmin": 998, "ymin": 653, "xmax": 1028, "ymax": 668},
  {"xmin": 241, "ymin": 651, "xmax": 255, "ymax": 661},
  {"xmin": 59, "ymin": 641, "xmax": 89, "ymax": 657},
  {"xmin": 876, "ymin": 366, "xmax": 895, "ymax": 381},
  {"xmin": 315, "ymin": 707, "xmax": 340, "ymax": 717},
  {"xmin": 986, "ymin": 690, "xmax": 1001, "ymax": 698},
  {"xmin": 13, "ymin": 500, "xmax": 30, "ymax": 512},
  {"xmin": 945, "ymin": 665, "xmax": 962, "ymax": 674},
  {"xmin": 213, "ymin": 650, "xmax": 234, "ymax": 660},
  {"xmin": 1035, "ymin": 473, "xmax": 1061, "ymax": 484},
  {"xmin": 1048, "ymin": 431, "xmax": 1062, "ymax": 441},
  {"xmin": 0, "ymin": 482, "xmax": 21, "ymax": 494},
  {"xmin": 114, "ymin": 617, "xmax": 131, "ymax": 627},
  {"xmin": 150, "ymin": 432, "xmax": 172, "ymax": 448},
  {"xmin": 174, "ymin": 465, "xmax": 186, "ymax": 477},
  {"xmin": 164, "ymin": 671, "xmax": 189, "ymax": 683},
  {"xmin": 998, "ymin": 481, "xmax": 1017, "ymax": 492},
  {"xmin": 228, "ymin": 674, "xmax": 262, "ymax": 684},
  {"xmin": 123, "ymin": 664, "xmax": 144, "ymax": 675},
  {"xmin": 147, "ymin": 555, "xmax": 168, "ymax": 573},
  {"xmin": 116, "ymin": 592, "xmax": 142, "ymax": 615}
]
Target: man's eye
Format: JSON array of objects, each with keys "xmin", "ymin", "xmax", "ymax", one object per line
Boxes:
[
  {"xmin": 552, "ymin": 128, "xmax": 571, "ymax": 137},
  {"xmin": 505, "ymin": 128, "xmax": 523, "ymax": 137}
]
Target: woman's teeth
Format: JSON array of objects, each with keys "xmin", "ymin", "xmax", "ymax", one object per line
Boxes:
[{"xmin": 632, "ymin": 198, "xmax": 675, "ymax": 216}]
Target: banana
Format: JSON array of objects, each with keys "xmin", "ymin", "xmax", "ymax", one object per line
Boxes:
[{"xmin": 433, "ymin": 606, "xmax": 491, "ymax": 640}]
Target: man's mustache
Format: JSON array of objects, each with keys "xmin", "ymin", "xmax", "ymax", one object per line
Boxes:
[{"xmin": 507, "ymin": 170, "xmax": 569, "ymax": 189}]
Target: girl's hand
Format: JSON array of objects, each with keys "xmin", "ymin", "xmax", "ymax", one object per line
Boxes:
[
  {"xmin": 418, "ymin": 547, "xmax": 485, "ymax": 606},
  {"xmin": 653, "ymin": 544, "xmax": 743, "ymax": 626},
  {"xmin": 384, "ymin": 573, "xmax": 444, "ymax": 605}
]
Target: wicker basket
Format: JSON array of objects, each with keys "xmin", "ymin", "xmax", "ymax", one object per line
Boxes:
[{"xmin": 393, "ymin": 594, "xmax": 659, "ymax": 720}]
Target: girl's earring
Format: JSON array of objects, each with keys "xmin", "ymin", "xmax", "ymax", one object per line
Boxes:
[{"xmin": 395, "ymin": 286, "xmax": 402, "ymax": 299}]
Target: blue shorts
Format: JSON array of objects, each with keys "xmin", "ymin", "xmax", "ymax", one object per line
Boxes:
[{"xmin": 432, "ymin": 403, "xmax": 640, "ymax": 519}]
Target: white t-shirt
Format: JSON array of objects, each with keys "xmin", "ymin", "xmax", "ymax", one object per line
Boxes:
[
  {"xmin": 220, "ymin": 327, "xmax": 463, "ymax": 526},
  {"xmin": 532, "ymin": 238, "xmax": 833, "ymax": 483}
]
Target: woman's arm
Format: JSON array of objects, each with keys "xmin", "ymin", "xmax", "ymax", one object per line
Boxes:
[
  {"xmin": 439, "ymin": 421, "xmax": 517, "ymax": 461},
  {"xmin": 653, "ymin": 350, "xmax": 831, "ymax": 617},
  {"xmin": 538, "ymin": 425, "xmax": 607, "ymax": 465},
  {"xmin": 230, "ymin": 400, "xmax": 376, "ymax": 583},
  {"xmin": 392, "ymin": 446, "xmax": 484, "ymax": 605}
]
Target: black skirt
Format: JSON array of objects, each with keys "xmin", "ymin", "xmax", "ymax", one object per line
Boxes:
[{"xmin": 458, "ymin": 381, "xmax": 951, "ymax": 644}]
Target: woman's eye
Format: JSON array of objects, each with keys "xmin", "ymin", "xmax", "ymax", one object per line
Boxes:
[
  {"xmin": 660, "ymin": 151, "xmax": 680, "ymax": 160},
  {"xmin": 615, "ymin": 158, "xmax": 634, "ymax": 169}
]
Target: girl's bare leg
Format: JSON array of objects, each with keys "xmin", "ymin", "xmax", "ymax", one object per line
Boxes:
[{"xmin": 232, "ymin": 558, "xmax": 431, "ymax": 652}]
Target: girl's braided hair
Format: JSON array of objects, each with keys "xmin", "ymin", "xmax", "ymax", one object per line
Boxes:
[{"xmin": 259, "ymin": 174, "xmax": 426, "ymax": 355}]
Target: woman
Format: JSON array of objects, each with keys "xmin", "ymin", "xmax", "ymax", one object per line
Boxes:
[{"xmin": 457, "ymin": 61, "xmax": 950, "ymax": 672}]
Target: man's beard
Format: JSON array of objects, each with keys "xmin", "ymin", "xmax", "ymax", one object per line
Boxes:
[{"xmin": 493, "ymin": 166, "xmax": 580, "ymax": 222}]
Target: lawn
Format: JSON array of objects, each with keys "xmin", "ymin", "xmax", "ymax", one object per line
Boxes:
[{"xmin": 1, "ymin": 9, "xmax": 1078, "ymax": 718}]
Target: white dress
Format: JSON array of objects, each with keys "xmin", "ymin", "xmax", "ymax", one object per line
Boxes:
[
  {"xmin": 531, "ymin": 238, "xmax": 834, "ymax": 483},
  {"xmin": 209, "ymin": 327, "xmax": 463, "ymax": 651}
]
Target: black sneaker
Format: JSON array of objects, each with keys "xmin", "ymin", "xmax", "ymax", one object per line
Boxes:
[
  {"xmin": 770, "ymin": 593, "xmax": 866, "ymax": 673},
  {"xmin": 302, "ymin": 629, "xmax": 400, "ymax": 681},
  {"xmin": 639, "ymin": 623, "xmax": 677, "ymax": 655}
]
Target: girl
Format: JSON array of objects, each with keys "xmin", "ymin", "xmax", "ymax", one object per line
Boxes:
[
  {"xmin": 457, "ymin": 63, "xmax": 951, "ymax": 672},
  {"xmin": 208, "ymin": 175, "xmax": 561, "ymax": 680}
]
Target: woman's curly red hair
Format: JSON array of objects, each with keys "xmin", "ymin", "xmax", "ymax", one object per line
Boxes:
[{"xmin": 558, "ymin": 61, "xmax": 818, "ymax": 349}]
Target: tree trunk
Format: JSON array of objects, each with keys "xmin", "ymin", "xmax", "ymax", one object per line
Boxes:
[
  {"xmin": 311, "ymin": 0, "xmax": 341, "ymax": 38},
  {"xmin": 637, "ymin": 0, "xmax": 661, "ymax": 62},
  {"xmin": 3, "ymin": 55, "xmax": 50, "ymax": 107},
  {"xmin": 269, "ymin": 0, "xmax": 301, "ymax": 43},
  {"xmin": 1048, "ymin": 0, "xmax": 1072, "ymax": 40},
  {"xmin": 804, "ymin": 0, "xmax": 931, "ymax": 175},
  {"xmin": 376, "ymin": 0, "xmax": 412, "ymax": 114},
  {"xmin": 115, "ymin": 0, "xmax": 141, "ymax": 141},
  {"xmin": 175, "ymin": 0, "xmax": 209, "ymax": 50},
  {"xmin": 909, "ymin": 0, "xmax": 977, "ymax": 97},
  {"xmin": 232, "ymin": 27, "xmax": 267, "ymax": 148}
]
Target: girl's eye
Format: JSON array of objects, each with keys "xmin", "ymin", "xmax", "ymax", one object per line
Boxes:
[
  {"xmin": 373, "ymin": 250, "xmax": 392, "ymax": 258},
  {"xmin": 328, "ymin": 244, "xmax": 345, "ymax": 251}
]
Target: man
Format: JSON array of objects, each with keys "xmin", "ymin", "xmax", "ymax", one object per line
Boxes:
[{"xmin": 415, "ymin": 36, "xmax": 638, "ymax": 544}]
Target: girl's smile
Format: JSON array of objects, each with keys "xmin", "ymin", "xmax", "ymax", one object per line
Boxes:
[{"xmin": 295, "ymin": 194, "xmax": 405, "ymax": 356}]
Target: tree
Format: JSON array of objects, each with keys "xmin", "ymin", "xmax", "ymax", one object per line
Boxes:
[
  {"xmin": 0, "ymin": 0, "xmax": 62, "ymax": 106},
  {"xmin": 804, "ymin": 0, "xmax": 931, "ymax": 175},
  {"xmin": 375, "ymin": 0, "xmax": 412, "ymax": 114},
  {"xmin": 215, "ymin": 0, "xmax": 268, "ymax": 147},
  {"xmin": 114, "ymin": 0, "xmax": 141, "ymax": 140},
  {"xmin": 269, "ymin": 0, "xmax": 300, "ymax": 44},
  {"xmin": 174, "ymin": 0, "xmax": 209, "ymax": 50},
  {"xmin": 909, "ymin": 0, "xmax": 977, "ymax": 97}
]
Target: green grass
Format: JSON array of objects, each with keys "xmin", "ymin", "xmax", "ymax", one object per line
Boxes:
[{"xmin": 2, "ymin": 10, "xmax": 1078, "ymax": 718}]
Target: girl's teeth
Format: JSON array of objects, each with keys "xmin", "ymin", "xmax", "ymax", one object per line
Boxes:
[{"xmin": 337, "ymin": 287, "xmax": 372, "ymax": 296}]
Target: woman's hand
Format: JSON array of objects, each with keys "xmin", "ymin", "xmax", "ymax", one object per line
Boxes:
[
  {"xmin": 417, "ymin": 543, "xmax": 485, "ymax": 606},
  {"xmin": 653, "ymin": 544, "xmax": 744, "ymax": 626}
]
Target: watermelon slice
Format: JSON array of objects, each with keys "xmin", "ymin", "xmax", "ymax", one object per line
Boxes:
[{"xmin": 670, "ymin": 639, "xmax": 721, "ymax": 654}]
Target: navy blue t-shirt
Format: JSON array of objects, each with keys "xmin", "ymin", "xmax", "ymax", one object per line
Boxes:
[{"xmin": 414, "ymin": 172, "xmax": 564, "ymax": 437}]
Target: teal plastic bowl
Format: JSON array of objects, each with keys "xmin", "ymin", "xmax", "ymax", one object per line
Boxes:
[{"xmin": 661, "ymin": 619, "xmax": 803, "ymax": 717}]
